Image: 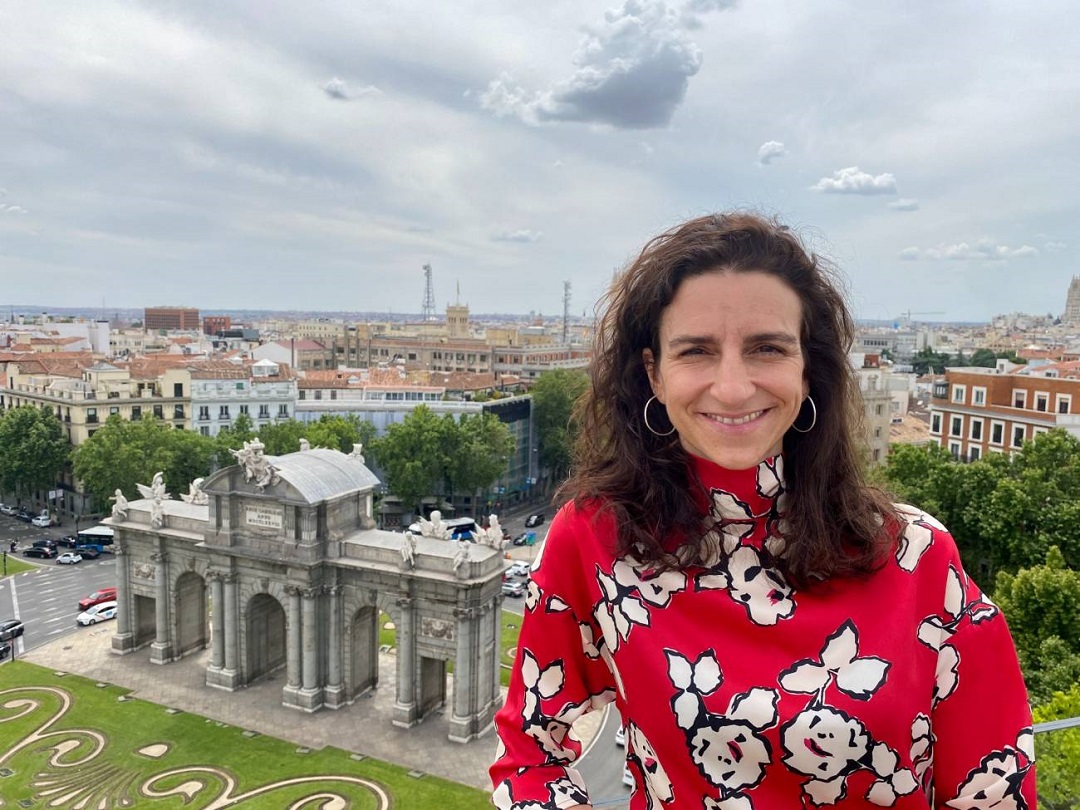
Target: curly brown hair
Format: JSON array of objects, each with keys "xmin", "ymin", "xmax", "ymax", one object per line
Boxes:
[{"xmin": 560, "ymin": 212, "xmax": 897, "ymax": 586}]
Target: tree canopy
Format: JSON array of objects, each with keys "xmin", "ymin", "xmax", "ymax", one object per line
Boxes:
[
  {"xmin": 529, "ymin": 368, "xmax": 589, "ymax": 482},
  {"xmin": 0, "ymin": 405, "xmax": 70, "ymax": 503}
]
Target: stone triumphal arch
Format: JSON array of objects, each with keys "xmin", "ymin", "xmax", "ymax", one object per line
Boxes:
[{"xmin": 107, "ymin": 445, "xmax": 505, "ymax": 742}]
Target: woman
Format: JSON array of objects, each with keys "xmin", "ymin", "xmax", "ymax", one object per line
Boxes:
[{"xmin": 490, "ymin": 213, "xmax": 1035, "ymax": 809}]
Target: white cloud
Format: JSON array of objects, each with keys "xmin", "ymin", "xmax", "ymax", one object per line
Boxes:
[
  {"xmin": 480, "ymin": 0, "xmax": 734, "ymax": 129},
  {"xmin": 492, "ymin": 229, "xmax": 543, "ymax": 243},
  {"xmin": 900, "ymin": 241, "xmax": 1040, "ymax": 261},
  {"xmin": 811, "ymin": 166, "xmax": 897, "ymax": 195},
  {"xmin": 0, "ymin": 204, "xmax": 28, "ymax": 214},
  {"xmin": 756, "ymin": 140, "xmax": 786, "ymax": 165},
  {"xmin": 1045, "ymin": 241, "xmax": 1067, "ymax": 251},
  {"xmin": 887, "ymin": 198, "xmax": 919, "ymax": 211},
  {"xmin": 322, "ymin": 77, "xmax": 381, "ymax": 101}
]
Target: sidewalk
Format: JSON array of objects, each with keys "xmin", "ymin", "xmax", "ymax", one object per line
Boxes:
[{"xmin": 22, "ymin": 618, "xmax": 602, "ymax": 791}]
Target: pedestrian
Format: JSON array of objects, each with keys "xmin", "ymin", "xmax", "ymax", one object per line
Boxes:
[{"xmin": 490, "ymin": 213, "xmax": 1035, "ymax": 808}]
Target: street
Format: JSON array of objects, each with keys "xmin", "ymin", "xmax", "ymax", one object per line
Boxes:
[{"xmin": 0, "ymin": 515, "xmax": 118, "ymax": 660}]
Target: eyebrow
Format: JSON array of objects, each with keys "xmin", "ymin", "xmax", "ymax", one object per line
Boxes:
[{"xmin": 666, "ymin": 332, "xmax": 800, "ymax": 348}]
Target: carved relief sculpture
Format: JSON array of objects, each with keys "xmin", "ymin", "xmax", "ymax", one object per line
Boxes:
[
  {"xmin": 180, "ymin": 478, "xmax": 208, "ymax": 505},
  {"xmin": 230, "ymin": 438, "xmax": 281, "ymax": 491},
  {"xmin": 110, "ymin": 489, "xmax": 129, "ymax": 521}
]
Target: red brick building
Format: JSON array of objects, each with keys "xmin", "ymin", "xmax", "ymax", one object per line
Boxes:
[
  {"xmin": 203, "ymin": 315, "xmax": 231, "ymax": 335},
  {"xmin": 144, "ymin": 307, "xmax": 200, "ymax": 331},
  {"xmin": 930, "ymin": 362, "xmax": 1080, "ymax": 461}
]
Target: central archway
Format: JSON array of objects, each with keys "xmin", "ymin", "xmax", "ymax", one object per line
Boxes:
[{"xmin": 246, "ymin": 593, "xmax": 285, "ymax": 682}]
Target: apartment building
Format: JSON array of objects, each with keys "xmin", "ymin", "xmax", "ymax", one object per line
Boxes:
[
  {"xmin": 929, "ymin": 361, "xmax": 1080, "ymax": 461},
  {"xmin": 145, "ymin": 307, "xmax": 200, "ymax": 331},
  {"xmin": 190, "ymin": 359, "xmax": 297, "ymax": 437}
]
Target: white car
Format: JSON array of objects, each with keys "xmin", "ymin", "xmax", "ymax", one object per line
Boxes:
[
  {"xmin": 31, "ymin": 514, "xmax": 52, "ymax": 528},
  {"xmin": 77, "ymin": 601, "xmax": 117, "ymax": 625},
  {"xmin": 56, "ymin": 552, "xmax": 83, "ymax": 565},
  {"xmin": 506, "ymin": 561, "xmax": 531, "ymax": 578},
  {"xmin": 622, "ymin": 763, "xmax": 635, "ymax": 788}
]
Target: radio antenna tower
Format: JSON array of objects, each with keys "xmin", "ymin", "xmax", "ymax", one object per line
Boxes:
[
  {"xmin": 562, "ymin": 280, "xmax": 571, "ymax": 344},
  {"xmin": 421, "ymin": 264, "xmax": 436, "ymax": 320}
]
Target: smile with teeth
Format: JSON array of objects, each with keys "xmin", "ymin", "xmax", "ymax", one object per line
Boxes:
[{"xmin": 706, "ymin": 410, "xmax": 765, "ymax": 426}]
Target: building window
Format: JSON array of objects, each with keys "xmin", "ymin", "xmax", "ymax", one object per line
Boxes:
[
  {"xmin": 1013, "ymin": 390, "xmax": 1027, "ymax": 408},
  {"xmin": 330, "ymin": 389, "xmax": 337, "ymax": 400},
  {"xmin": 314, "ymin": 390, "xmax": 322, "ymax": 400},
  {"xmin": 951, "ymin": 384, "xmax": 966, "ymax": 404},
  {"xmin": 239, "ymin": 405, "xmax": 249, "ymax": 415},
  {"xmin": 200, "ymin": 426, "xmax": 210, "ymax": 436},
  {"xmin": 1035, "ymin": 393, "xmax": 1049, "ymax": 412},
  {"xmin": 174, "ymin": 405, "xmax": 185, "ymax": 419},
  {"xmin": 1011, "ymin": 425, "xmax": 1025, "ymax": 448},
  {"xmin": 969, "ymin": 446, "xmax": 981, "ymax": 462},
  {"xmin": 1033, "ymin": 426, "xmax": 1049, "ymax": 438},
  {"xmin": 173, "ymin": 383, "xmax": 183, "ymax": 397},
  {"xmin": 299, "ymin": 390, "xmax": 306, "ymax": 400},
  {"xmin": 198, "ymin": 406, "xmax": 210, "ymax": 421},
  {"xmin": 969, "ymin": 419, "xmax": 983, "ymax": 441},
  {"xmin": 109, "ymin": 406, "xmax": 119, "ymax": 415},
  {"xmin": 950, "ymin": 416, "xmax": 962, "ymax": 437},
  {"xmin": 930, "ymin": 413, "xmax": 942, "ymax": 434},
  {"xmin": 1057, "ymin": 394, "xmax": 1072, "ymax": 414},
  {"xmin": 972, "ymin": 387, "xmax": 986, "ymax": 406},
  {"xmin": 131, "ymin": 405, "xmax": 141, "ymax": 420},
  {"xmin": 872, "ymin": 448, "xmax": 881, "ymax": 462},
  {"xmin": 153, "ymin": 405, "xmax": 163, "ymax": 419},
  {"xmin": 874, "ymin": 426, "xmax": 882, "ymax": 438},
  {"xmin": 948, "ymin": 441, "xmax": 962, "ymax": 459},
  {"xmin": 875, "ymin": 403, "xmax": 884, "ymax": 416},
  {"xmin": 86, "ymin": 407, "xmax": 98, "ymax": 424},
  {"xmin": 278, "ymin": 404, "xmax": 288, "ymax": 417},
  {"xmin": 990, "ymin": 421, "xmax": 1004, "ymax": 445},
  {"xmin": 259, "ymin": 405, "xmax": 270, "ymax": 418},
  {"xmin": 219, "ymin": 405, "xmax": 230, "ymax": 419}
]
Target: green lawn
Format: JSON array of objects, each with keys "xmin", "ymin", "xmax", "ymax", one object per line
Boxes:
[
  {"xmin": 0, "ymin": 661, "xmax": 490, "ymax": 809},
  {"xmin": 379, "ymin": 610, "xmax": 524, "ymax": 687},
  {"xmin": 0, "ymin": 555, "xmax": 36, "ymax": 577}
]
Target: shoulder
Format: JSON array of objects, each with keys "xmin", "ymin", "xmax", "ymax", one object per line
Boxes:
[
  {"xmin": 890, "ymin": 502, "xmax": 964, "ymax": 576},
  {"xmin": 531, "ymin": 499, "xmax": 618, "ymax": 597}
]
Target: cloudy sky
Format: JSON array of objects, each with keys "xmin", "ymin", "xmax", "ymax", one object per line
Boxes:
[{"xmin": 1, "ymin": 1, "xmax": 1076, "ymax": 321}]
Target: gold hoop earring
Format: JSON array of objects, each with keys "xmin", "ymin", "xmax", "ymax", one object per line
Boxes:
[
  {"xmin": 790, "ymin": 395, "xmax": 817, "ymax": 434},
  {"xmin": 643, "ymin": 396, "xmax": 676, "ymax": 437}
]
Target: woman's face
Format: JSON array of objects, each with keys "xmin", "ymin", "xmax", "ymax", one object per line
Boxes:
[{"xmin": 644, "ymin": 270, "xmax": 808, "ymax": 470}]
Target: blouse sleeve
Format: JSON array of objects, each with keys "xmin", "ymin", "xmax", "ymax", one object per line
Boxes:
[
  {"xmin": 489, "ymin": 504, "xmax": 618, "ymax": 809},
  {"xmin": 928, "ymin": 544, "xmax": 1037, "ymax": 809}
]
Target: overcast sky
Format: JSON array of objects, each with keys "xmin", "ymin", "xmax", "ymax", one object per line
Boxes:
[{"xmin": 1, "ymin": 1, "xmax": 1076, "ymax": 322}]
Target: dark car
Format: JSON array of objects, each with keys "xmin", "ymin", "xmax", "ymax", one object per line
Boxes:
[
  {"xmin": 524, "ymin": 513, "xmax": 545, "ymax": 528},
  {"xmin": 75, "ymin": 546, "xmax": 101, "ymax": 560},
  {"xmin": 0, "ymin": 640, "xmax": 10, "ymax": 660},
  {"xmin": 32, "ymin": 538, "xmax": 58, "ymax": 550},
  {"xmin": 0, "ymin": 619, "xmax": 25, "ymax": 640},
  {"xmin": 57, "ymin": 535, "xmax": 80, "ymax": 548},
  {"xmin": 23, "ymin": 546, "xmax": 55, "ymax": 559},
  {"xmin": 15, "ymin": 509, "xmax": 34, "ymax": 522}
]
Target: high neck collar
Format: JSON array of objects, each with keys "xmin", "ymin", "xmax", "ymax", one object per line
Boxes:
[{"xmin": 689, "ymin": 453, "xmax": 786, "ymax": 521}]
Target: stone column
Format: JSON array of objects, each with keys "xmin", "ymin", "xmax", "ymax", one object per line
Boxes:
[
  {"xmin": 149, "ymin": 551, "xmax": 172, "ymax": 665},
  {"xmin": 209, "ymin": 573, "xmax": 225, "ymax": 670},
  {"xmin": 448, "ymin": 605, "xmax": 479, "ymax": 742},
  {"xmin": 295, "ymin": 586, "xmax": 322, "ymax": 711},
  {"xmin": 324, "ymin": 585, "xmax": 345, "ymax": 708},
  {"xmin": 111, "ymin": 539, "xmax": 135, "ymax": 654},
  {"xmin": 392, "ymin": 595, "xmax": 418, "ymax": 728},
  {"xmin": 223, "ymin": 573, "xmax": 239, "ymax": 678},
  {"xmin": 281, "ymin": 585, "xmax": 303, "ymax": 708}
]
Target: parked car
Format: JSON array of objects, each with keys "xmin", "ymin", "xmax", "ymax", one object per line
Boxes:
[
  {"xmin": 78, "ymin": 588, "xmax": 117, "ymax": 612},
  {"xmin": 23, "ymin": 546, "xmax": 55, "ymax": 559},
  {"xmin": 622, "ymin": 763, "xmax": 634, "ymax": 788},
  {"xmin": 57, "ymin": 535, "xmax": 80, "ymax": 548},
  {"xmin": 75, "ymin": 546, "xmax": 101, "ymax": 560},
  {"xmin": 0, "ymin": 503, "xmax": 14, "ymax": 516},
  {"xmin": 506, "ymin": 561, "xmax": 531, "ymax": 578},
  {"xmin": 524, "ymin": 512, "xmax": 545, "ymax": 528},
  {"xmin": 500, "ymin": 581, "xmax": 525, "ymax": 598},
  {"xmin": 32, "ymin": 538, "xmax": 57, "ymax": 549},
  {"xmin": 31, "ymin": 514, "xmax": 53, "ymax": 528},
  {"xmin": 512, "ymin": 531, "xmax": 536, "ymax": 546},
  {"xmin": 76, "ymin": 601, "xmax": 117, "ymax": 626},
  {"xmin": 0, "ymin": 619, "xmax": 25, "ymax": 640},
  {"xmin": 15, "ymin": 509, "xmax": 35, "ymax": 522},
  {"xmin": 615, "ymin": 724, "xmax": 626, "ymax": 747},
  {"xmin": 56, "ymin": 552, "xmax": 83, "ymax": 565},
  {"xmin": 0, "ymin": 640, "xmax": 10, "ymax": 660}
]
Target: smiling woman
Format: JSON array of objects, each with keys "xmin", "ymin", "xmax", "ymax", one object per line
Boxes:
[{"xmin": 489, "ymin": 213, "xmax": 1036, "ymax": 810}]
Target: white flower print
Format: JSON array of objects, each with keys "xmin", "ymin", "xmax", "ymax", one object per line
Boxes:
[
  {"xmin": 779, "ymin": 621, "xmax": 891, "ymax": 701},
  {"xmin": 756, "ymin": 455, "xmax": 784, "ymax": 499},
  {"xmin": 666, "ymin": 649, "xmax": 778, "ymax": 805},
  {"xmin": 910, "ymin": 713, "xmax": 935, "ymax": 793},
  {"xmin": 626, "ymin": 721, "xmax": 675, "ymax": 809},
  {"xmin": 944, "ymin": 728, "xmax": 1034, "ymax": 810},
  {"xmin": 895, "ymin": 504, "xmax": 943, "ymax": 573},
  {"xmin": 518, "ymin": 650, "xmax": 575, "ymax": 762},
  {"xmin": 492, "ymin": 772, "xmax": 590, "ymax": 810},
  {"xmin": 593, "ymin": 558, "xmax": 687, "ymax": 651}
]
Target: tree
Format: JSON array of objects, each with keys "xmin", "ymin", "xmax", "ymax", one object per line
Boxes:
[
  {"xmin": 1032, "ymin": 682, "xmax": 1080, "ymax": 810},
  {"xmin": 214, "ymin": 413, "xmax": 256, "ymax": 467},
  {"xmin": 72, "ymin": 415, "xmax": 215, "ymax": 510},
  {"xmin": 968, "ymin": 348, "xmax": 998, "ymax": 368},
  {"xmin": 0, "ymin": 405, "xmax": 70, "ymax": 505},
  {"xmin": 305, "ymin": 414, "xmax": 375, "ymax": 454},
  {"xmin": 445, "ymin": 412, "xmax": 515, "ymax": 504},
  {"xmin": 910, "ymin": 347, "xmax": 952, "ymax": 376},
  {"xmin": 368, "ymin": 406, "xmax": 446, "ymax": 515},
  {"xmin": 994, "ymin": 546, "xmax": 1080, "ymax": 704},
  {"xmin": 530, "ymin": 369, "xmax": 589, "ymax": 482}
]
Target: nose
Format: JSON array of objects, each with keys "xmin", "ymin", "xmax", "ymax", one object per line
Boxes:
[{"xmin": 711, "ymin": 353, "xmax": 756, "ymax": 405}]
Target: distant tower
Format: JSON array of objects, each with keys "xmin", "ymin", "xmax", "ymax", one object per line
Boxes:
[
  {"xmin": 562, "ymin": 280, "xmax": 571, "ymax": 344},
  {"xmin": 1065, "ymin": 276, "xmax": 1080, "ymax": 325},
  {"xmin": 421, "ymin": 264, "xmax": 436, "ymax": 320}
]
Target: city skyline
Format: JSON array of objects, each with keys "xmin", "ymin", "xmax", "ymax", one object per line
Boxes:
[{"xmin": 1, "ymin": 1, "xmax": 1077, "ymax": 322}]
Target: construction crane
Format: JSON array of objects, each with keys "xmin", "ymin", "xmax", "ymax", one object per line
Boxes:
[
  {"xmin": 421, "ymin": 264, "xmax": 436, "ymax": 321},
  {"xmin": 896, "ymin": 310, "xmax": 944, "ymax": 327}
]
